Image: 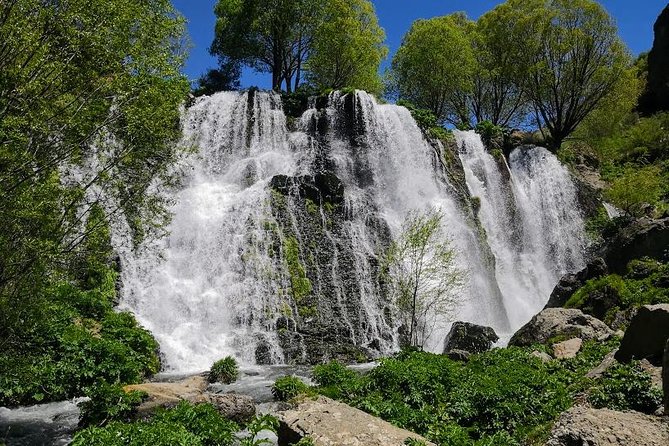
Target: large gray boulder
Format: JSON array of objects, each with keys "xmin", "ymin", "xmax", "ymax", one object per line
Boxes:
[
  {"xmin": 546, "ymin": 406, "xmax": 669, "ymax": 446},
  {"xmin": 545, "ymin": 258, "xmax": 608, "ymax": 309},
  {"xmin": 442, "ymin": 322, "xmax": 499, "ymax": 355},
  {"xmin": 277, "ymin": 396, "xmax": 435, "ymax": 446},
  {"xmin": 615, "ymin": 304, "xmax": 669, "ymax": 364},
  {"xmin": 509, "ymin": 308, "xmax": 612, "ymax": 347}
]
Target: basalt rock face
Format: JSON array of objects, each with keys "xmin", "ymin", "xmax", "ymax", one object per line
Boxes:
[
  {"xmin": 615, "ymin": 304, "xmax": 669, "ymax": 365},
  {"xmin": 601, "ymin": 217, "xmax": 669, "ymax": 274},
  {"xmin": 545, "ymin": 258, "xmax": 608, "ymax": 309},
  {"xmin": 640, "ymin": 5, "xmax": 669, "ymax": 115}
]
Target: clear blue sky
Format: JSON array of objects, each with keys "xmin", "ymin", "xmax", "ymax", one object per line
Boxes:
[{"xmin": 173, "ymin": 0, "xmax": 667, "ymax": 89}]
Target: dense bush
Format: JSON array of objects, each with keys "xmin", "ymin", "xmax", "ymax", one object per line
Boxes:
[
  {"xmin": 0, "ymin": 268, "xmax": 159, "ymax": 407},
  {"xmin": 308, "ymin": 342, "xmax": 621, "ymax": 445},
  {"xmin": 588, "ymin": 362, "xmax": 663, "ymax": 414},
  {"xmin": 272, "ymin": 376, "xmax": 311, "ymax": 401},
  {"xmin": 209, "ymin": 356, "xmax": 239, "ymax": 384},
  {"xmin": 78, "ymin": 383, "xmax": 146, "ymax": 427},
  {"xmin": 72, "ymin": 401, "xmax": 240, "ymax": 446}
]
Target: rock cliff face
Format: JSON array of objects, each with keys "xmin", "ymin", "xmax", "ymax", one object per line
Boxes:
[{"xmin": 640, "ymin": 5, "xmax": 669, "ymax": 115}]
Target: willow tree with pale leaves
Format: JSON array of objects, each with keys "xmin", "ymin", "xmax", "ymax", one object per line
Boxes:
[{"xmin": 382, "ymin": 210, "xmax": 464, "ymax": 349}]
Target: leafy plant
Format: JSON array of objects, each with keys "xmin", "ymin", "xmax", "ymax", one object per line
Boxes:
[
  {"xmin": 72, "ymin": 401, "xmax": 239, "ymax": 446},
  {"xmin": 78, "ymin": 383, "xmax": 146, "ymax": 427},
  {"xmin": 239, "ymin": 414, "xmax": 280, "ymax": 446},
  {"xmin": 209, "ymin": 356, "xmax": 239, "ymax": 384},
  {"xmin": 272, "ymin": 376, "xmax": 310, "ymax": 401},
  {"xmin": 588, "ymin": 362, "xmax": 663, "ymax": 414}
]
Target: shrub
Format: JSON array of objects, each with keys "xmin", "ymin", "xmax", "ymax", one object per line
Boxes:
[
  {"xmin": 271, "ymin": 376, "xmax": 310, "ymax": 401},
  {"xmin": 292, "ymin": 437, "xmax": 316, "ymax": 446},
  {"xmin": 312, "ymin": 361, "xmax": 357, "ymax": 387},
  {"xmin": 239, "ymin": 414, "xmax": 280, "ymax": 446},
  {"xmin": 588, "ymin": 362, "xmax": 663, "ymax": 414},
  {"xmin": 209, "ymin": 356, "xmax": 239, "ymax": 384},
  {"xmin": 78, "ymin": 383, "xmax": 146, "ymax": 427},
  {"xmin": 72, "ymin": 401, "xmax": 239, "ymax": 446}
]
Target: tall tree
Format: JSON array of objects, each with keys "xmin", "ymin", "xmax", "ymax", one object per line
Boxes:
[
  {"xmin": 389, "ymin": 15, "xmax": 475, "ymax": 126},
  {"xmin": 0, "ymin": 0, "xmax": 189, "ymax": 298},
  {"xmin": 382, "ymin": 210, "xmax": 463, "ymax": 349},
  {"xmin": 473, "ymin": 7, "xmax": 529, "ymax": 127},
  {"xmin": 506, "ymin": 0, "xmax": 630, "ymax": 150},
  {"xmin": 306, "ymin": 0, "xmax": 387, "ymax": 94},
  {"xmin": 211, "ymin": 0, "xmax": 322, "ymax": 92}
]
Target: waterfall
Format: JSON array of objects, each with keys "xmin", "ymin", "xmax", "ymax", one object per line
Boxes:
[
  {"xmin": 456, "ymin": 131, "xmax": 587, "ymax": 329},
  {"xmin": 119, "ymin": 91, "xmax": 585, "ymax": 372}
]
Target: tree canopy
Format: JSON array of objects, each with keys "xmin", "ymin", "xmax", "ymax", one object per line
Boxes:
[
  {"xmin": 0, "ymin": 0, "xmax": 189, "ymax": 298},
  {"xmin": 210, "ymin": 0, "xmax": 385, "ymax": 93}
]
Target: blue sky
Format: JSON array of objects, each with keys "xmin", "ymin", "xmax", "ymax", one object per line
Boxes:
[{"xmin": 173, "ymin": 0, "xmax": 666, "ymax": 89}]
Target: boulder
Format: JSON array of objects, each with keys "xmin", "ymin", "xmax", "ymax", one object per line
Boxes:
[
  {"xmin": 124, "ymin": 376, "xmax": 256, "ymax": 422},
  {"xmin": 615, "ymin": 304, "xmax": 669, "ymax": 364},
  {"xmin": 601, "ymin": 217, "xmax": 669, "ymax": 274},
  {"xmin": 662, "ymin": 339, "xmax": 669, "ymax": 415},
  {"xmin": 553, "ymin": 338, "xmax": 582, "ymax": 360},
  {"xmin": 546, "ymin": 406, "xmax": 669, "ymax": 446},
  {"xmin": 277, "ymin": 396, "xmax": 435, "ymax": 446},
  {"xmin": 444, "ymin": 349, "xmax": 471, "ymax": 362},
  {"xmin": 442, "ymin": 322, "xmax": 499, "ymax": 355},
  {"xmin": 509, "ymin": 308, "xmax": 613, "ymax": 347},
  {"xmin": 545, "ymin": 258, "xmax": 608, "ymax": 309},
  {"xmin": 209, "ymin": 393, "xmax": 256, "ymax": 424},
  {"xmin": 586, "ymin": 349, "xmax": 618, "ymax": 380}
]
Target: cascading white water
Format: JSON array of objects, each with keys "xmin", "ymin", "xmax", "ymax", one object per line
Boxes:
[
  {"xmin": 456, "ymin": 131, "xmax": 587, "ymax": 330},
  {"xmin": 120, "ymin": 91, "xmax": 585, "ymax": 372}
]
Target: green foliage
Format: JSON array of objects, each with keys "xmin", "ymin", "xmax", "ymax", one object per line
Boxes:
[
  {"xmin": 306, "ymin": 0, "xmax": 387, "ymax": 94},
  {"xmin": 390, "ymin": 14, "xmax": 475, "ymax": 126},
  {"xmin": 397, "ymin": 100, "xmax": 454, "ymax": 142},
  {"xmin": 72, "ymin": 401, "xmax": 240, "ymax": 446},
  {"xmin": 209, "ymin": 356, "xmax": 240, "ymax": 384},
  {"xmin": 78, "ymin": 383, "xmax": 146, "ymax": 427},
  {"xmin": 474, "ymin": 121, "xmax": 508, "ymax": 149},
  {"xmin": 312, "ymin": 360, "xmax": 358, "ymax": 387},
  {"xmin": 604, "ymin": 165, "xmax": 667, "ymax": 216},
  {"xmin": 283, "ymin": 237, "xmax": 313, "ymax": 304},
  {"xmin": 588, "ymin": 362, "xmax": 663, "ymax": 414},
  {"xmin": 239, "ymin": 414, "xmax": 280, "ymax": 446},
  {"xmin": 272, "ymin": 376, "xmax": 311, "ymax": 401},
  {"xmin": 382, "ymin": 210, "xmax": 463, "ymax": 347},
  {"xmin": 0, "ymin": 266, "xmax": 159, "ymax": 406},
  {"xmin": 292, "ymin": 437, "xmax": 316, "ymax": 446},
  {"xmin": 565, "ymin": 260, "xmax": 669, "ymax": 323}
]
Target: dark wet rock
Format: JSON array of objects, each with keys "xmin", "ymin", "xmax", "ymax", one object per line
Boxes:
[
  {"xmin": 601, "ymin": 217, "xmax": 669, "ymax": 274},
  {"xmin": 509, "ymin": 308, "xmax": 612, "ymax": 347},
  {"xmin": 639, "ymin": 5, "xmax": 669, "ymax": 114},
  {"xmin": 545, "ymin": 258, "xmax": 608, "ymax": 309},
  {"xmin": 663, "ymin": 339, "xmax": 669, "ymax": 413},
  {"xmin": 445, "ymin": 349, "xmax": 471, "ymax": 362},
  {"xmin": 442, "ymin": 322, "xmax": 499, "ymax": 355},
  {"xmin": 616, "ymin": 304, "xmax": 669, "ymax": 365}
]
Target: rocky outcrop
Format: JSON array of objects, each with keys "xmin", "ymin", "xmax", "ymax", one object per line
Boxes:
[
  {"xmin": 545, "ymin": 258, "xmax": 608, "ymax": 309},
  {"xmin": 442, "ymin": 322, "xmax": 499, "ymax": 355},
  {"xmin": 639, "ymin": 5, "xmax": 669, "ymax": 115},
  {"xmin": 546, "ymin": 406, "xmax": 669, "ymax": 446},
  {"xmin": 601, "ymin": 217, "xmax": 669, "ymax": 274},
  {"xmin": 509, "ymin": 308, "xmax": 612, "ymax": 347},
  {"xmin": 277, "ymin": 396, "xmax": 435, "ymax": 446},
  {"xmin": 616, "ymin": 304, "xmax": 669, "ymax": 364},
  {"xmin": 123, "ymin": 376, "xmax": 255, "ymax": 423}
]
